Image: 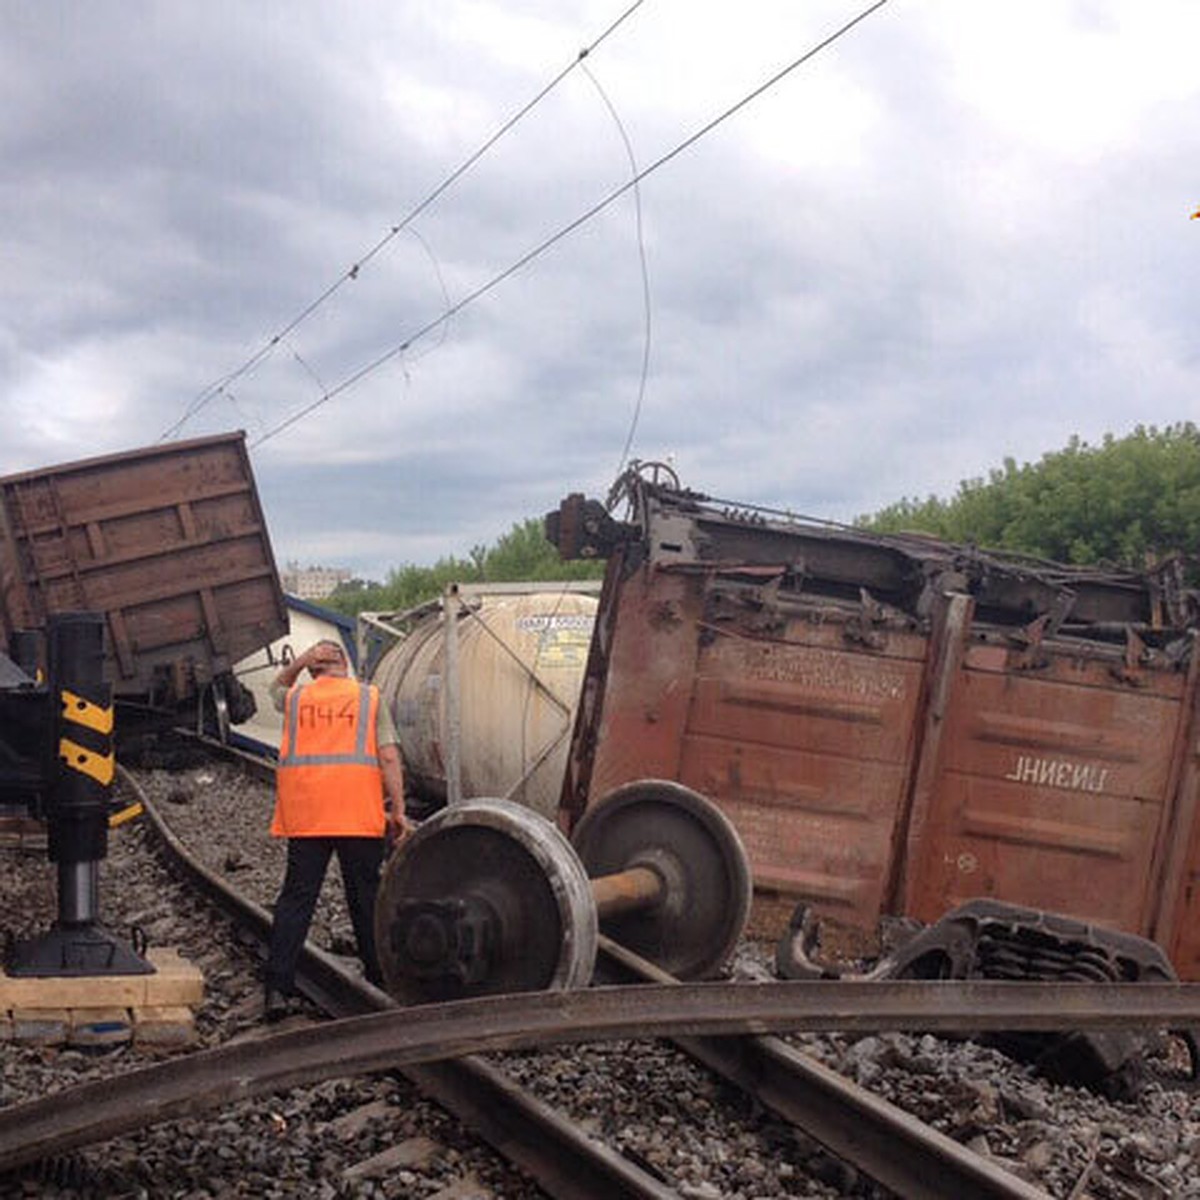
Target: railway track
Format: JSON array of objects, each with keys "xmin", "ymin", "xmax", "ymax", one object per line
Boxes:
[
  {"xmin": 4, "ymin": 742, "xmax": 1199, "ymax": 1197},
  {"xmin": 132, "ymin": 760, "xmax": 682, "ymax": 1200}
]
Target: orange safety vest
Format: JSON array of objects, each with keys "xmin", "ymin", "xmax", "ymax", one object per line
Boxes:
[{"xmin": 272, "ymin": 676, "xmax": 385, "ymax": 837}]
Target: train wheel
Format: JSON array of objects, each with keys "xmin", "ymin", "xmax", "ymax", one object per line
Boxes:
[
  {"xmin": 572, "ymin": 779, "xmax": 751, "ymax": 980},
  {"xmin": 375, "ymin": 798, "xmax": 598, "ymax": 1005}
]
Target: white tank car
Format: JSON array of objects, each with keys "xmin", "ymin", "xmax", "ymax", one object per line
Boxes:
[{"xmin": 364, "ymin": 584, "xmax": 599, "ymax": 819}]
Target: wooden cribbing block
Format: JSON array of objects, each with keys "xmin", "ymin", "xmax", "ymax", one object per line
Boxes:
[
  {"xmin": 132, "ymin": 1005, "xmax": 196, "ymax": 1048},
  {"xmin": 0, "ymin": 971, "xmax": 145, "ymax": 1010},
  {"xmin": 0, "ymin": 946, "xmax": 203, "ymax": 1011},
  {"xmin": 11, "ymin": 1008, "xmax": 69, "ymax": 1045},
  {"xmin": 69, "ymin": 1007, "xmax": 133, "ymax": 1049},
  {"xmin": 0, "ymin": 816, "xmax": 48, "ymax": 853},
  {"xmin": 143, "ymin": 947, "xmax": 204, "ymax": 1007},
  {"xmin": 0, "ymin": 816, "xmax": 45, "ymax": 835}
]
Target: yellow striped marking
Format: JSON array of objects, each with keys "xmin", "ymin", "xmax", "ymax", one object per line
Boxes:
[
  {"xmin": 109, "ymin": 802, "xmax": 144, "ymax": 828},
  {"xmin": 60, "ymin": 690, "xmax": 114, "ymax": 735},
  {"xmin": 59, "ymin": 738, "xmax": 115, "ymax": 786}
]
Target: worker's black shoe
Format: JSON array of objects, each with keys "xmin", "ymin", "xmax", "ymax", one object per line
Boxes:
[{"xmin": 263, "ymin": 987, "xmax": 291, "ymax": 1023}]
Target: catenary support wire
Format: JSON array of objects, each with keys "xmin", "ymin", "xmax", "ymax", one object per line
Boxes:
[
  {"xmin": 250, "ymin": 0, "xmax": 891, "ymax": 451},
  {"xmin": 158, "ymin": 0, "xmax": 649, "ymax": 443}
]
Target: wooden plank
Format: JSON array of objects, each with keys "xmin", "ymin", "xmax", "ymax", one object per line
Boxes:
[
  {"xmin": 1, "ymin": 972, "xmax": 147, "ymax": 1010},
  {"xmin": 144, "ymin": 947, "xmax": 205, "ymax": 1007},
  {"xmin": 0, "ymin": 816, "xmax": 48, "ymax": 854},
  {"xmin": 69, "ymin": 1007, "xmax": 132, "ymax": 1049},
  {"xmin": 0, "ymin": 816, "xmax": 46, "ymax": 835},
  {"xmin": 11, "ymin": 1008, "xmax": 68, "ymax": 1045},
  {"xmin": 132, "ymin": 1005, "xmax": 196, "ymax": 1048},
  {"xmin": 0, "ymin": 946, "xmax": 203, "ymax": 1009}
]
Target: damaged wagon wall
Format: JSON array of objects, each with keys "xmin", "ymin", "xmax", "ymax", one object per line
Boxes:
[{"xmin": 548, "ymin": 469, "xmax": 1200, "ymax": 978}]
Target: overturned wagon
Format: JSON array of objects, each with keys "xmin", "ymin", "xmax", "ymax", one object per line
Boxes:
[
  {"xmin": 547, "ymin": 466, "xmax": 1200, "ymax": 979},
  {"xmin": 0, "ymin": 432, "xmax": 286, "ymax": 734}
]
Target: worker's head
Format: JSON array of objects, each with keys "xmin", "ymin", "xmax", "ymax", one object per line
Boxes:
[{"xmin": 307, "ymin": 639, "xmax": 349, "ymax": 679}]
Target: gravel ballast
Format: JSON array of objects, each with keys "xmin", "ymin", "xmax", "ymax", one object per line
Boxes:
[{"xmin": 0, "ymin": 748, "xmax": 1197, "ymax": 1197}]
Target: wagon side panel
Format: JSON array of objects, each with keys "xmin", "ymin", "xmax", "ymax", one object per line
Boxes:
[
  {"xmin": 677, "ymin": 611, "xmax": 928, "ymax": 934},
  {"xmin": 902, "ymin": 641, "xmax": 1186, "ymax": 935},
  {"xmin": 587, "ymin": 568, "xmax": 705, "ymax": 798},
  {"xmin": 583, "ymin": 563, "xmax": 931, "ymax": 938},
  {"xmin": 0, "ymin": 433, "xmax": 286, "ymax": 705}
]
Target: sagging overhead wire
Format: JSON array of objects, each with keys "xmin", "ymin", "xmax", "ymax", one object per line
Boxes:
[
  {"xmin": 250, "ymin": 0, "xmax": 891, "ymax": 452},
  {"xmin": 157, "ymin": 0, "xmax": 649, "ymax": 444},
  {"xmin": 579, "ymin": 61, "xmax": 654, "ymax": 480}
]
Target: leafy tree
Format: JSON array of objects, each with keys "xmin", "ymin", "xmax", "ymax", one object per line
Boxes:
[
  {"xmin": 479, "ymin": 518, "xmax": 607, "ymax": 584},
  {"xmin": 325, "ymin": 518, "xmax": 603, "ymax": 616},
  {"xmin": 859, "ymin": 423, "xmax": 1200, "ymax": 567}
]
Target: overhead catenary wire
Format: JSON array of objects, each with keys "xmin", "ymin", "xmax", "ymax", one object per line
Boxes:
[
  {"xmin": 250, "ymin": 0, "xmax": 892, "ymax": 451},
  {"xmin": 157, "ymin": 0, "xmax": 649, "ymax": 444}
]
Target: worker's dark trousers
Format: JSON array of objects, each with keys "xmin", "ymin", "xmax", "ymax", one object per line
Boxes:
[{"xmin": 265, "ymin": 836, "xmax": 386, "ymax": 993}]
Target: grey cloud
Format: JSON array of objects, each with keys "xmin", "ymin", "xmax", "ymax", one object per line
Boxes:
[{"xmin": 4, "ymin": 2, "xmax": 1199, "ymax": 577}]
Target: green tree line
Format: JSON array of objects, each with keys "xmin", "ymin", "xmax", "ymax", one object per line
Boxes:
[
  {"xmin": 325, "ymin": 518, "xmax": 605, "ymax": 616},
  {"xmin": 859, "ymin": 422, "xmax": 1200, "ymax": 567},
  {"xmin": 327, "ymin": 423, "xmax": 1200, "ymax": 618}
]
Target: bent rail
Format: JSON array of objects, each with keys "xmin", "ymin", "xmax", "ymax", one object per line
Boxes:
[
  {"xmin": 130, "ymin": 761, "xmax": 678, "ymax": 1199},
  {"xmin": 3, "ymin": 980, "xmax": 1200, "ymax": 1177}
]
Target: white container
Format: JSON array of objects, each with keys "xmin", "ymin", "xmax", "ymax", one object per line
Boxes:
[{"xmin": 370, "ymin": 587, "xmax": 598, "ymax": 818}]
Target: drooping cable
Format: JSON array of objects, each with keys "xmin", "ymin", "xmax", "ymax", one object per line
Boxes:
[
  {"xmin": 158, "ymin": 0, "xmax": 649, "ymax": 443},
  {"xmin": 579, "ymin": 62, "xmax": 653, "ymax": 479},
  {"xmin": 250, "ymin": 0, "xmax": 891, "ymax": 450}
]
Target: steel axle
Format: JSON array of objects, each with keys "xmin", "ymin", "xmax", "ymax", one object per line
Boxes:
[{"xmin": 376, "ymin": 782, "xmax": 751, "ymax": 1005}]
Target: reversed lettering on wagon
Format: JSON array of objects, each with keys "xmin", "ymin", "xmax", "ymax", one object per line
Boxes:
[
  {"xmin": 726, "ymin": 640, "xmax": 907, "ymax": 703},
  {"xmin": 1003, "ymin": 754, "xmax": 1110, "ymax": 794}
]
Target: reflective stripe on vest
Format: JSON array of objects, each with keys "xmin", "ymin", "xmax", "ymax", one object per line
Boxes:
[{"xmin": 280, "ymin": 682, "xmax": 374, "ymax": 768}]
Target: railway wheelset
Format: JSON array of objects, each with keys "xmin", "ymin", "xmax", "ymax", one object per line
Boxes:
[{"xmin": 374, "ymin": 779, "xmax": 753, "ymax": 1004}]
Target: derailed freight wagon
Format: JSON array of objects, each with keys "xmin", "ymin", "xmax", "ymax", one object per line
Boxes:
[
  {"xmin": 0, "ymin": 432, "xmax": 286, "ymax": 736},
  {"xmin": 546, "ymin": 465, "xmax": 1200, "ymax": 979}
]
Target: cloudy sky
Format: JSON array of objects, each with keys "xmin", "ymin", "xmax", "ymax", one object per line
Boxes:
[{"xmin": 3, "ymin": 1, "xmax": 1198, "ymax": 579}]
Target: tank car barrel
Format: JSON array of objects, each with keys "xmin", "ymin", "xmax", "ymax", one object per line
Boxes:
[{"xmin": 368, "ymin": 588, "xmax": 598, "ymax": 820}]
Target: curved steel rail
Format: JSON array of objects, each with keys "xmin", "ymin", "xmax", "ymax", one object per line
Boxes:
[
  {"xmin": 126, "ymin": 765, "xmax": 679, "ymax": 1200},
  {"xmin": 29, "ymin": 760, "xmax": 1197, "ymax": 1200},
  {"xmin": 597, "ymin": 937, "xmax": 1042, "ymax": 1200},
  {"xmin": 5, "ymin": 974, "xmax": 1200, "ymax": 1186}
]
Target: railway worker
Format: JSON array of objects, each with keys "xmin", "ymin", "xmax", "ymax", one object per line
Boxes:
[{"xmin": 263, "ymin": 638, "xmax": 407, "ymax": 1021}]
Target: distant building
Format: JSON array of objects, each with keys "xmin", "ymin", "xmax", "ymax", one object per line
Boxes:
[{"xmin": 281, "ymin": 561, "xmax": 352, "ymax": 601}]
